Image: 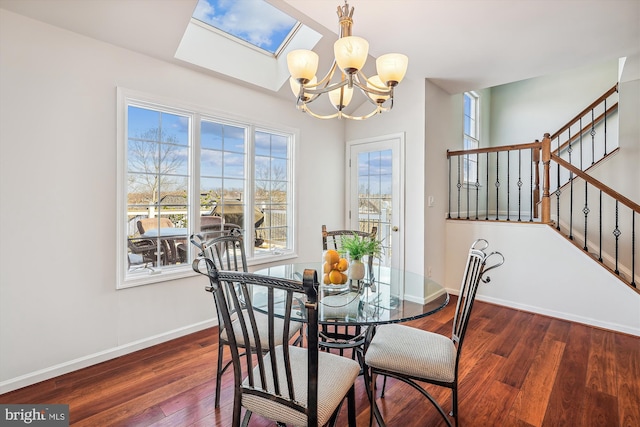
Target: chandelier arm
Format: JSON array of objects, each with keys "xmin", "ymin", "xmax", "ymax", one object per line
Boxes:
[
  {"xmin": 299, "ymin": 106, "xmax": 341, "ymax": 120},
  {"xmin": 339, "ymin": 106, "xmax": 385, "ymax": 121},
  {"xmin": 302, "ymin": 79, "xmax": 349, "ymax": 96}
]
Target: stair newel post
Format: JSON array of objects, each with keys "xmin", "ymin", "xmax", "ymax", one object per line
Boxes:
[{"xmin": 541, "ymin": 133, "xmax": 552, "ymax": 224}]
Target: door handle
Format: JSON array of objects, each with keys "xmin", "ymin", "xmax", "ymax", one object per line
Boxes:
[{"xmin": 392, "ymin": 226, "xmax": 399, "ymax": 232}]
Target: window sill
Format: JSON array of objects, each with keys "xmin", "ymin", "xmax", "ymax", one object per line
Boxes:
[{"xmin": 119, "ymin": 251, "xmax": 299, "ymax": 289}]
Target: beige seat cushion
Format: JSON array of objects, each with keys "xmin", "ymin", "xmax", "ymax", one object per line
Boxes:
[
  {"xmin": 220, "ymin": 310, "xmax": 302, "ymax": 349},
  {"xmin": 365, "ymin": 323, "xmax": 456, "ymax": 383},
  {"xmin": 242, "ymin": 345, "xmax": 360, "ymax": 427}
]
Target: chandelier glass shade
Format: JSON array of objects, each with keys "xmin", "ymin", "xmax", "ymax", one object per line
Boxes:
[{"xmin": 286, "ymin": 2, "xmax": 408, "ymax": 120}]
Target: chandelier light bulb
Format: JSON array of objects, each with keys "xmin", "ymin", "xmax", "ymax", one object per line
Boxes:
[
  {"xmin": 287, "ymin": 49, "xmax": 319, "ymax": 82},
  {"xmin": 328, "ymin": 85, "xmax": 354, "ymax": 110},
  {"xmin": 367, "ymin": 75, "xmax": 390, "ymax": 103},
  {"xmin": 334, "ymin": 36, "xmax": 369, "ymax": 74},
  {"xmin": 289, "ymin": 76, "xmax": 317, "ymax": 101},
  {"xmin": 376, "ymin": 53, "xmax": 409, "ymax": 86}
]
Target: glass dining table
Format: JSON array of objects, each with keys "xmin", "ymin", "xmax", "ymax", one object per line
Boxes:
[{"xmin": 254, "ymin": 262, "xmax": 449, "ymax": 352}]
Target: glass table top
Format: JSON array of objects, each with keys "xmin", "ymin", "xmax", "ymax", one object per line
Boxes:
[{"xmin": 254, "ymin": 263, "xmax": 449, "ymax": 327}]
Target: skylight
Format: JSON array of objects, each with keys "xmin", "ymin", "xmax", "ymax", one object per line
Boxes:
[{"xmin": 192, "ymin": 0, "xmax": 299, "ymax": 56}]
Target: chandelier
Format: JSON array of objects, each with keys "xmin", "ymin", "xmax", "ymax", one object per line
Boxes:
[{"xmin": 286, "ymin": 1, "xmax": 408, "ymax": 120}]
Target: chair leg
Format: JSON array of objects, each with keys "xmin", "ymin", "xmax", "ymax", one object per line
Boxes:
[
  {"xmin": 380, "ymin": 375, "xmax": 388, "ymax": 398},
  {"xmin": 347, "ymin": 385, "xmax": 357, "ymax": 427},
  {"xmin": 215, "ymin": 343, "xmax": 224, "ymax": 408},
  {"xmin": 450, "ymin": 387, "xmax": 458, "ymax": 419}
]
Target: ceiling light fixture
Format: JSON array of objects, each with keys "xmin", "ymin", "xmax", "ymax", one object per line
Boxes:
[{"xmin": 287, "ymin": 1, "xmax": 408, "ymax": 120}]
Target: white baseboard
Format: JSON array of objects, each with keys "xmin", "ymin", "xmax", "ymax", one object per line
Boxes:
[
  {"xmin": 0, "ymin": 319, "xmax": 217, "ymax": 395},
  {"xmin": 446, "ymin": 287, "xmax": 639, "ymax": 336}
]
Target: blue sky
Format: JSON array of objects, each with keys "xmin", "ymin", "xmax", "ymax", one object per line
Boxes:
[{"xmin": 192, "ymin": 0, "xmax": 297, "ymax": 54}]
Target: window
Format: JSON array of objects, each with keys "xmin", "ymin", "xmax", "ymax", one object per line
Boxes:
[
  {"xmin": 192, "ymin": 0, "xmax": 299, "ymax": 56},
  {"xmin": 463, "ymin": 91, "xmax": 479, "ymax": 183},
  {"xmin": 117, "ymin": 89, "xmax": 295, "ymax": 288}
]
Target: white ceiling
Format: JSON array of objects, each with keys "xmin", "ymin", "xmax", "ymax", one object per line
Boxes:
[{"xmin": 1, "ymin": 0, "xmax": 639, "ymax": 95}]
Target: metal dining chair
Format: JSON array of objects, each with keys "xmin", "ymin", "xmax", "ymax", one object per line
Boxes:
[
  {"xmin": 363, "ymin": 239, "xmax": 505, "ymax": 427},
  {"xmin": 193, "ymin": 261, "xmax": 361, "ymax": 426},
  {"xmin": 320, "ymin": 225, "xmax": 378, "ymax": 359},
  {"xmin": 191, "ymin": 233, "xmax": 304, "ymax": 409}
]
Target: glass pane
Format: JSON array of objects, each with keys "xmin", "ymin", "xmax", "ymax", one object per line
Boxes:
[
  {"xmin": 160, "ymin": 112, "xmax": 189, "ymax": 145},
  {"xmin": 255, "ymin": 132, "xmax": 271, "ymax": 156},
  {"xmin": 223, "ymin": 125, "xmax": 246, "ymax": 153},
  {"xmin": 223, "ymin": 152, "xmax": 245, "ymax": 178},
  {"xmin": 270, "ymin": 135, "xmax": 288, "ymax": 158},
  {"xmin": 201, "ymin": 148, "xmax": 223, "ymax": 177},
  {"xmin": 128, "ymin": 106, "xmax": 159, "ymax": 139},
  {"xmin": 126, "ymin": 104, "xmax": 192, "ymax": 273},
  {"xmin": 192, "ymin": 0, "xmax": 298, "ymax": 55},
  {"xmin": 201, "ymin": 120, "xmax": 223, "ymax": 150}
]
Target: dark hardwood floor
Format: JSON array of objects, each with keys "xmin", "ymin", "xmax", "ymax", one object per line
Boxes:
[{"xmin": 1, "ymin": 298, "xmax": 638, "ymax": 426}]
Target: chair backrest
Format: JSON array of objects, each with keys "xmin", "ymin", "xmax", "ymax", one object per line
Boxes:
[
  {"xmin": 137, "ymin": 217, "xmax": 174, "ymax": 235},
  {"xmin": 451, "ymin": 239, "xmax": 504, "ymax": 356},
  {"xmin": 321, "ymin": 224, "xmax": 378, "ymax": 251},
  {"xmin": 193, "ymin": 259, "xmax": 321, "ymax": 425},
  {"xmin": 191, "ymin": 234, "xmax": 247, "ymax": 272}
]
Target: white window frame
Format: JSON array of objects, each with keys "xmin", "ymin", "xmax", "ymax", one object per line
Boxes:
[
  {"xmin": 116, "ymin": 88, "xmax": 297, "ymax": 289},
  {"xmin": 463, "ymin": 91, "xmax": 480, "ymax": 184}
]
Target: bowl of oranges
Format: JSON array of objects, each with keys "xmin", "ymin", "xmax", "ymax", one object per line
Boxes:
[{"xmin": 321, "ymin": 249, "xmax": 350, "ymax": 291}]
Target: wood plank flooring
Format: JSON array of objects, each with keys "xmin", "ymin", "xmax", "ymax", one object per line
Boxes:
[{"xmin": 1, "ymin": 299, "xmax": 638, "ymax": 426}]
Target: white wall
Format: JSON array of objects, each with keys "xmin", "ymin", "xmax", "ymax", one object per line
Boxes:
[
  {"xmin": 0, "ymin": 10, "xmax": 344, "ymax": 392},
  {"xmin": 489, "ymin": 60, "xmax": 618, "ymax": 146},
  {"xmin": 445, "ymin": 221, "xmax": 640, "ymax": 336},
  {"xmin": 345, "ymin": 76, "xmax": 427, "ymax": 281}
]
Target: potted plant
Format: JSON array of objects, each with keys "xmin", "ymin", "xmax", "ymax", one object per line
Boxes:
[{"xmin": 340, "ymin": 233, "xmax": 382, "ymax": 280}]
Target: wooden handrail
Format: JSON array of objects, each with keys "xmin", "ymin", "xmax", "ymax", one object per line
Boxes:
[
  {"xmin": 447, "ymin": 141, "xmax": 541, "ymax": 157},
  {"xmin": 550, "ymin": 153, "xmax": 640, "ymax": 214},
  {"xmin": 549, "ymin": 84, "xmax": 618, "ymax": 141},
  {"xmin": 553, "ymin": 102, "xmax": 618, "ymax": 155}
]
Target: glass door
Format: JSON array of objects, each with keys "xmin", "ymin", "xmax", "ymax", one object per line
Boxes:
[{"xmin": 347, "ymin": 134, "xmax": 405, "ymax": 272}]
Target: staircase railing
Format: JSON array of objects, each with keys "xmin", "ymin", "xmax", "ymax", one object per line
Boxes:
[{"xmin": 446, "ymin": 85, "xmax": 637, "ymax": 290}]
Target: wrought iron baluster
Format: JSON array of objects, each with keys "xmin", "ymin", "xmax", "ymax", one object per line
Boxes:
[
  {"xmin": 599, "ymin": 190, "xmax": 603, "ymax": 262},
  {"xmin": 604, "ymin": 98, "xmax": 608, "ymax": 156},
  {"xmin": 475, "ymin": 153, "xmax": 480, "ymax": 220},
  {"xmin": 613, "ymin": 200, "xmax": 621, "ymax": 275},
  {"xmin": 466, "ymin": 154, "xmax": 470, "ymax": 220},
  {"xmin": 447, "ymin": 154, "xmax": 451, "ymax": 219},
  {"xmin": 486, "ymin": 152, "xmax": 489, "ymax": 220},
  {"xmin": 517, "ymin": 149, "xmax": 522, "ymax": 221},
  {"xmin": 568, "ymin": 128, "xmax": 574, "ymax": 240},
  {"xmin": 495, "ymin": 152, "xmax": 500, "ymax": 220},
  {"xmin": 529, "ymin": 148, "xmax": 534, "ymax": 222},
  {"xmin": 633, "ymin": 211, "xmax": 636, "ymax": 288},
  {"xmin": 556, "ymin": 161, "xmax": 561, "ymax": 231},
  {"xmin": 579, "ymin": 117, "xmax": 583, "ymax": 171},
  {"xmin": 583, "ymin": 181, "xmax": 589, "ymax": 251},
  {"xmin": 507, "ymin": 150, "xmax": 511, "ymax": 221},
  {"xmin": 591, "ymin": 108, "xmax": 596, "ymax": 165},
  {"xmin": 456, "ymin": 155, "xmax": 461, "ymax": 219}
]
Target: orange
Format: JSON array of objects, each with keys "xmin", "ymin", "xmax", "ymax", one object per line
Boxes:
[
  {"xmin": 323, "ymin": 262, "xmax": 333, "ymax": 274},
  {"xmin": 323, "ymin": 273, "xmax": 331, "ymax": 284},
  {"xmin": 324, "ymin": 249, "xmax": 340, "ymax": 265},
  {"xmin": 340, "ymin": 272, "xmax": 348, "ymax": 284},
  {"xmin": 328, "ymin": 269, "xmax": 343, "ymax": 284},
  {"xmin": 336, "ymin": 258, "xmax": 349, "ymax": 272}
]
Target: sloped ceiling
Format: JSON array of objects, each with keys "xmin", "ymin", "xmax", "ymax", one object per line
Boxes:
[{"xmin": 1, "ymin": 0, "xmax": 639, "ymax": 95}]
